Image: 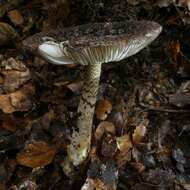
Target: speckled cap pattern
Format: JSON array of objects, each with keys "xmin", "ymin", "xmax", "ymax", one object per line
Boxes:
[{"xmin": 23, "ymin": 20, "xmax": 162, "ymax": 65}]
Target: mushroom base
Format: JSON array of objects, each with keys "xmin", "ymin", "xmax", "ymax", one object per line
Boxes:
[{"xmin": 67, "ymin": 63, "xmax": 102, "ymax": 166}]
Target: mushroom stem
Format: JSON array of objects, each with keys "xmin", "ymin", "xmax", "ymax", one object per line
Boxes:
[{"xmin": 67, "ymin": 63, "xmax": 102, "ymax": 166}]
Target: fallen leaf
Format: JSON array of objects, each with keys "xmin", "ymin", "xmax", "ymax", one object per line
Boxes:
[
  {"xmin": 0, "ymin": 58, "xmax": 30, "ymax": 93},
  {"xmin": 95, "ymin": 99, "xmax": 112, "ymax": 120},
  {"xmin": 9, "ymin": 85, "xmax": 33, "ymax": 109},
  {"xmin": 0, "ymin": 22, "xmax": 18, "ymax": 46},
  {"xmin": 8, "ymin": 9, "xmax": 24, "ymax": 25},
  {"xmin": 116, "ymin": 134, "xmax": 132, "ymax": 168},
  {"xmin": 1, "ymin": 57, "xmax": 27, "ymax": 71},
  {"xmin": 81, "ymin": 178, "xmax": 95, "ymax": 190},
  {"xmin": 116, "ymin": 134, "xmax": 132, "ymax": 152},
  {"xmin": 101, "ymin": 133, "xmax": 117, "ymax": 158},
  {"xmin": 0, "ymin": 83, "xmax": 35, "ymax": 113},
  {"xmin": 95, "ymin": 123, "xmax": 105, "ymax": 141},
  {"xmin": 95, "ymin": 121, "xmax": 116, "ymax": 140},
  {"xmin": 89, "ymin": 178, "xmax": 116, "ymax": 190},
  {"xmin": 16, "ymin": 141, "xmax": 56, "ymax": 168},
  {"xmin": 132, "ymin": 125, "xmax": 147, "ymax": 144},
  {"xmin": 0, "ymin": 95, "xmax": 15, "ymax": 114}
]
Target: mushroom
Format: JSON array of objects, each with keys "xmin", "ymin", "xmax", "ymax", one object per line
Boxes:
[{"xmin": 23, "ymin": 20, "xmax": 162, "ymax": 167}]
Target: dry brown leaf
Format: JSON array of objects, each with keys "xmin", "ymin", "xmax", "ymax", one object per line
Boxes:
[
  {"xmin": 0, "ymin": 70, "xmax": 30, "ymax": 92},
  {"xmin": 81, "ymin": 178, "xmax": 95, "ymax": 190},
  {"xmin": 132, "ymin": 125, "xmax": 147, "ymax": 144},
  {"xmin": 0, "ymin": 83, "xmax": 35, "ymax": 113},
  {"xmin": 87, "ymin": 178, "xmax": 105, "ymax": 190},
  {"xmin": 116, "ymin": 134, "xmax": 132, "ymax": 152},
  {"xmin": 8, "ymin": 9, "xmax": 24, "ymax": 25},
  {"xmin": 16, "ymin": 141, "xmax": 56, "ymax": 168},
  {"xmin": 0, "ymin": 22, "xmax": 18, "ymax": 45},
  {"xmin": 1, "ymin": 57, "xmax": 27, "ymax": 71},
  {"xmin": 0, "ymin": 95, "xmax": 15, "ymax": 113},
  {"xmin": 116, "ymin": 134, "xmax": 132, "ymax": 168},
  {"xmin": 9, "ymin": 86, "xmax": 33, "ymax": 108},
  {"xmin": 95, "ymin": 123, "xmax": 105, "ymax": 140},
  {"xmin": 0, "ymin": 58, "xmax": 30, "ymax": 93},
  {"xmin": 95, "ymin": 121, "xmax": 115, "ymax": 140},
  {"xmin": 95, "ymin": 99, "xmax": 112, "ymax": 120},
  {"xmin": 101, "ymin": 121, "xmax": 115, "ymax": 134},
  {"xmin": 87, "ymin": 178, "xmax": 116, "ymax": 190}
]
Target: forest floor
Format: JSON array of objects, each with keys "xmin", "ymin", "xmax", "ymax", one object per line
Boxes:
[{"xmin": 0, "ymin": 0, "xmax": 190, "ymax": 189}]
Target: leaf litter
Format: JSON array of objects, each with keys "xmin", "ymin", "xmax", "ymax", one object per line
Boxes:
[{"xmin": 0, "ymin": 0, "xmax": 190, "ymax": 189}]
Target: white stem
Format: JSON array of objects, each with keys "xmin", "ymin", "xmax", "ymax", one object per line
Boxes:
[{"xmin": 67, "ymin": 63, "xmax": 102, "ymax": 166}]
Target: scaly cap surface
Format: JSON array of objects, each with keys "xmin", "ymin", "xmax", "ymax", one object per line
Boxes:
[{"xmin": 23, "ymin": 20, "xmax": 162, "ymax": 65}]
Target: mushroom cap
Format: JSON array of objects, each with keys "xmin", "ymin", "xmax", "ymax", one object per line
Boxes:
[{"xmin": 24, "ymin": 20, "xmax": 162, "ymax": 65}]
